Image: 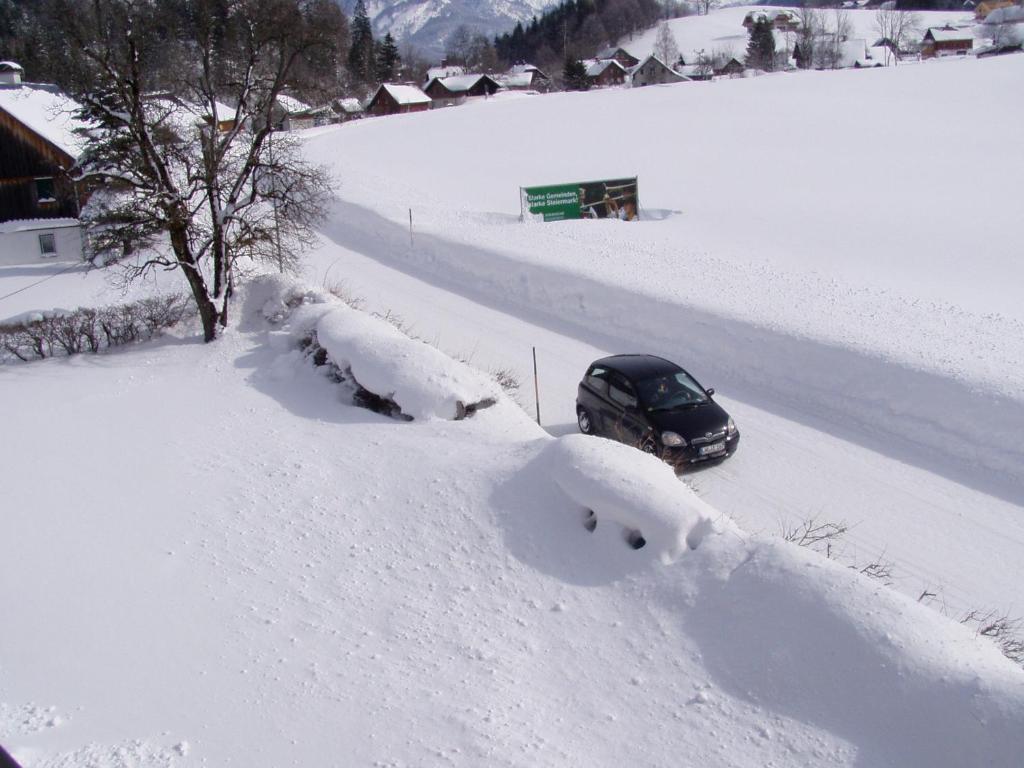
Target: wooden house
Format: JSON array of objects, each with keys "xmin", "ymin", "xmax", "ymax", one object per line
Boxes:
[
  {"xmin": 594, "ymin": 47, "xmax": 640, "ymax": 69},
  {"xmin": 714, "ymin": 58, "xmax": 746, "ymax": 77},
  {"xmin": 921, "ymin": 26, "xmax": 974, "ymax": 57},
  {"xmin": 423, "ymin": 74, "xmax": 501, "ymax": 107},
  {"xmin": 743, "ymin": 10, "xmax": 800, "ymax": 33},
  {"xmin": 585, "ymin": 59, "xmax": 627, "ymax": 88},
  {"xmin": 0, "ymin": 74, "xmax": 88, "ymax": 260},
  {"xmin": 365, "ymin": 84, "xmax": 431, "ymax": 117},
  {"xmin": 630, "ymin": 56, "xmax": 689, "ymax": 87}
]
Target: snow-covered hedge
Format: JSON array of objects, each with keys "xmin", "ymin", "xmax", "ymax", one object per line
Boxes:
[
  {"xmin": 0, "ymin": 294, "xmax": 191, "ymax": 362},
  {"xmin": 253, "ymin": 275, "xmax": 501, "ymax": 421},
  {"xmin": 315, "ymin": 303, "xmax": 500, "ymax": 421},
  {"xmin": 544, "ymin": 434, "xmax": 735, "ymax": 561}
]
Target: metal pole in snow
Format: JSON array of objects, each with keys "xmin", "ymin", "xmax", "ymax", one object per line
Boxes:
[
  {"xmin": 532, "ymin": 346, "xmax": 541, "ymax": 426},
  {"xmin": 409, "ymin": 208, "xmax": 413, "ymax": 247}
]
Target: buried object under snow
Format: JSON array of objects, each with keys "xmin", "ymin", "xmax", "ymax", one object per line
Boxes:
[
  {"xmin": 314, "ymin": 303, "xmax": 501, "ymax": 421},
  {"xmin": 544, "ymin": 433, "xmax": 736, "ymax": 561}
]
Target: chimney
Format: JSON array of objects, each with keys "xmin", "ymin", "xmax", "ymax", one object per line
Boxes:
[{"xmin": 0, "ymin": 61, "xmax": 24, "ymax": 85}]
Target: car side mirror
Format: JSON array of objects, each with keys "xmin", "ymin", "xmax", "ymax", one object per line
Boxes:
[{"xmin": 705, "ymin": 388, "xmax": 715, "ymax": 397}]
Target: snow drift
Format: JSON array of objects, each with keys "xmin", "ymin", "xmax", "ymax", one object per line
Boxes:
[
  {"xmin": 315, "ymin": 303, "xmax": 500, "ymax": 421},
  {"xmin": 545, "ymin": 434, "xmax": 732, "ymax": 561}
]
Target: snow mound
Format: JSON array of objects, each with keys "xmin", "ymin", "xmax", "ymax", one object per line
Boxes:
[
  {"xmin": 315, "ymin": 302, "xmax": 501, "ymax": 421},
  {"xmin": 545, "ymin": 433, "xmax": 735, "ymax": 561}
]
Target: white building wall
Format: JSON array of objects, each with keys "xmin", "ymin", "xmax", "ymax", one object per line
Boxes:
[{"xmin": 0, "ymin": 221, "xmax": 83, "ymax": 265}]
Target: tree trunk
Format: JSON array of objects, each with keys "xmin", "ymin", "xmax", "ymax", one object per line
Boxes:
[{"xmin": 170, "ymin": 226, "xmax": 220, "ymax": 342}]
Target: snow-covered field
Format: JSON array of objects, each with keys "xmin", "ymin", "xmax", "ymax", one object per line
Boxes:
[
  {"xmin": 622, "ymin": 6, "xmax": 974, "ymax": 63},
  {"xmin": 2, "ymin": 16, "xmax": 1024, "ymax": 768}
]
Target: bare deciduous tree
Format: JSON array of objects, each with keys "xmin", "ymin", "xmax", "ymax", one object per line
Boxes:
[
  {"xmin": 653, "ymin": 22, "xmax": 680, "ymax": 65},
  {"xmin": 874, "ymin": 7, "xmax": 921, "ymax": 65},
  {"xmin": 54, "ymin": 0, "xmax": 335, "ymax": 342}
]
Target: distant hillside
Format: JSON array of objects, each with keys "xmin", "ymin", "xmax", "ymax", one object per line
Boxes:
[{"xmin": 337, "ymin": 0, "xmax": 556, "ymax": 56}]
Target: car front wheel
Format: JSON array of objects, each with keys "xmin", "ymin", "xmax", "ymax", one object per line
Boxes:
[{"xmin": 577, "ymin": 407, "xmax": 594, "ymax": 435}]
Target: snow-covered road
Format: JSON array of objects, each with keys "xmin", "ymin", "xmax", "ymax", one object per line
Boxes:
[{"xmin": 303, "ymin": 235, "xmax": 1024, "ymax": 619}]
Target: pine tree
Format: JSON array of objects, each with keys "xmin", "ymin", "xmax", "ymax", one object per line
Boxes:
[
  {"xmin": 347, "ymin": 0, "xmax": 375, "ymax": 83},
  {"xmin": 375, "ymin": 32, "xmax": 400, "ymax": 82},
  {"xmin": 563, "ymin": 57, "xmax": 589, "ymax": 91},
  {"xmin": 745, "ymin": 17, "xmax": 776, "ymax": 71}
]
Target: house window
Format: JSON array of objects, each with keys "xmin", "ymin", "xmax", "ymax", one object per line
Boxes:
[
  {"xmin": 38, "ymin": 233, "xmax": 57, "ymax": 255},
  {"xmin": 35, "ymin": 177, "xmax": 55, "ymax": 202}
]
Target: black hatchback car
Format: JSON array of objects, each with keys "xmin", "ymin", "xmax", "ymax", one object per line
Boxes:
[{"xmin": 576, "ymin": 355, "xmax": 739, "ymax": 464}]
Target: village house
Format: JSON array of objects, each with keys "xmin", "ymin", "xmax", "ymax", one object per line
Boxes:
[
  {"xmin": 584, "ymin": 59, "xmax": 628, "ymax": 88},
  {"xmin": 423, "ymin": 74, "xmax": 501, "ymax": 107},
  {"xmin": 630, "ymin": 55, "xmax": 689, "ymax": 87},
  {"xmin": 497, "ymin": 63, "xmax": 552, "ymax": 93},
  {"xmin": 365, "ymin": 83, "xmax": 431, "ymax": 117},
  {"xmin": 594, "ymin": 46, "xmax": 640, "ymax": 69},
  {"xmin": 331, "ymin": 97, "xmax": 365, "ymax": 122},
  {"xmin": 714, "ymin": 57, "xmax": 745, "ymax": 77},
  {"xmin": 0, "ymin": 64, "xmax": 89, "ymax": 262},
  {"xmin": 975, "ymin": 0, "xmax": 1015, "ymax": 20},
  {"xmin": 921, "ymin": 26, "xmax": 974, "ymax": 57},
  {"xmin": 425, "ymin": 64, "xmax": 466, "ymax": 81},
  {"xmin": 742, "ymin": 10, "xmax": 800, "ymax": 33},
  {"xmin": 270, "ymin": 94, "xmax": 320, "ymax": 131}
]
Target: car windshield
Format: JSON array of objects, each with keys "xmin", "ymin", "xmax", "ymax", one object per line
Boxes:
[{"xmin": 638, "ymin": 371, "xmax": 708, "ymax": 411}]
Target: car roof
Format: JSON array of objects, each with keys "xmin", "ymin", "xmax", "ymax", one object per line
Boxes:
[{"xmin": 590, "ymin": 354, "xmax": 683, "ymax": 379}]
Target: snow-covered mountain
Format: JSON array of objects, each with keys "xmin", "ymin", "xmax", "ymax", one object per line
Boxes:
[{"xmin": 339, "ymin": 0, "xmax": 554, "ymax": 55}]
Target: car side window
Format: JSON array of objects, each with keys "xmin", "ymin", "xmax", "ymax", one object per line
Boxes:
[
  {"xmin": 585, "ymin": 366, "xmax": 610, "ymax": 396},
  {"xmin": 608, "ymin": 374, "xmax": 638, "ymax": 409}
]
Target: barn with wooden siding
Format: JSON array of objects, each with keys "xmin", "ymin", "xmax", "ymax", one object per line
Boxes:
[
  {"xmin": 0, "ymin": 83, "xmax": 85, "ymax": 225},
  {"xmin": 423, "ymin": 74, "xmax": 501, "ymax": 107},
  {"xmin": 921, "ymin": 27, "xmax": 974, "ymax": 57},
  {"xmin": 585, "ymin": 59, "xmax": 627, "ymax": 88},
  {"xmin": 630, "ymin": 56, "xmax": 689, "ymax": 87},
  {"xmin": 594, "ymin": 47, "xmax": 640, "ymax": 69},
  {"xmin": 365, "ymin": 84, "xmax": 431, "ymax": 117},
  {"xmin": 0, "ymin": 73, "xmax": 91, "ymax": 261}
]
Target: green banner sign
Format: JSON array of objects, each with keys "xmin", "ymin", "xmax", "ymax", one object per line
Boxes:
[{"xmin": 521, "ymin": 177, "xmax": 639, "ymax": 222}]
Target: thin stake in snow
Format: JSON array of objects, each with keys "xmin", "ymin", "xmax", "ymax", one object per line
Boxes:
[
  {"xmin": 533, "ymin": 346, "xmax": 541, "ymax": 425},
  {"xmin": 409, "ymin": 208, "xmax": 413, "ymax": 247}
]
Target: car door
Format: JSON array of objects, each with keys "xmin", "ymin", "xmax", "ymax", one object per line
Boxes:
[
  {"xmin": 606, "ymin": 373, "xmax": 646, "ymax": 447},
  {"xmin": 580, "ymin": 365, "xmax": 615, "ymax": 434}
]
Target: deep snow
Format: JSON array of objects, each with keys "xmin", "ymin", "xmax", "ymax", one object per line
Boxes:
[
  {"xmin": 3, "ymin": 14, "xmax": 1024, "ymax": 767},
  {"xmin": 2, "ymin": 278, "xmax": 1023, "ymax": 768}
]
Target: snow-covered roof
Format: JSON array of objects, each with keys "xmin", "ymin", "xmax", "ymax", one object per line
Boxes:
[
  {"xmin": 0, "ymin": 217, "xmax": 79, "ymax": 234},
  {"xmin": 426, "ymin": 65, "xmax": 465, "ymax": 81},
  {"xmin": 595, "ymin": 46, "xmax": 636, "ymax": 60},
  {"xmin": 337, "ymin": 97, "xmax": 363, "ymax": 114},
  {"xmin": 428, "ymin": 74, "xmax": 491, "ymax": 94},
  {"xmin": 202, "ymin": 100, "xmax": 237, "ymax": 122},
  {"xmin": 508, "ymin": 63, "xmax": 543, "ymax": 75},
  {"xmin": 926, "ymin": 26, "xmax": 974, "ymax": 42},
  {"xmin": 0, "ymin": 61, "xmax": 25, "ymax": 72},
  {"xmin": 377, "ymin": 83, "xmax": 431, "ymax": 106},
  {"xmin": 0, "ymin": 84, "xmax": 86, "ymax": 158},
  {"xmin": 744, "ymin": 9, "xmax": 797, "ymax": 23},
  {"xmin": 629, "ymin": 55, "xmax": 686, "ymax": 77},
  {"xmin": 584, "ymin": 59, "xmax": 625, "ymax": 77},
  {"xmin": 497, "ymin": 72, "xmax": 535, "ymax": 88},
  {"xmin": 275, "ymin": 94, "xmax": 313, "ymax": 115}
]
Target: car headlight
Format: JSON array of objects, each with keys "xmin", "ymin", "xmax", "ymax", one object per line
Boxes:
[
  {"xmin": 661, "ymin": 431, "xmax": 687, "ymax": 447},
  {"xmin": 727, "ymin": 417, "xmax": 737, "ymax": 436}
]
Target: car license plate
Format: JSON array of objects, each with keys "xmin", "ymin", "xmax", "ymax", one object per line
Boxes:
[{"xmin": 699, "ymin": 442, "xmax": 725, "ymax": 456}]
